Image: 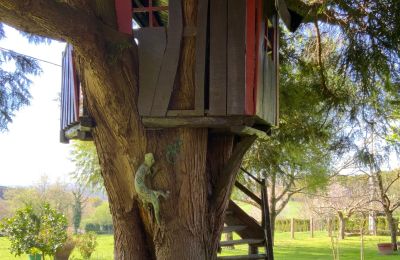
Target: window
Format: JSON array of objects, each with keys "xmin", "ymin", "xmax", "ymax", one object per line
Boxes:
[{"xmin": 132, "ymin": 0, "xmax": 169, "ymax": 27}]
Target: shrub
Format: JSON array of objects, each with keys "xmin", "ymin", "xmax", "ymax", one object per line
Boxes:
[
  {"xmin": 76, "ymin": 232, "xmax": 97, "ymax": 259},
  {"xmin": 0, "ymin": 204, "xmax": 67, "ymax": 258}
]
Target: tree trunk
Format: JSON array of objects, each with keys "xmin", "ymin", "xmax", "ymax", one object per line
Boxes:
[
  {"xmin": 385, "ymin": 211, "xmax": 398, "ymax": 251},
  {"xmin": 85, "ymin": 1, "xmax": 253, "ymax": 258},
  {"xmin": 0, "ymin": 0, "xmax": 255, "ymax": 258},
  {"xmin": 337, "ymin": 213, "xmax": 346, "ymax": 240},
  {"xmin": 270, "ymin": 210, "xmax": 277, "ymax": 244}
]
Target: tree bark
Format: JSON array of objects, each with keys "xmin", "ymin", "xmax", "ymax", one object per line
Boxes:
[
  {"xmin": 385, "ymin": 210, "xmax": 398, "ymax": 251},
  {"xmin": 0, "ymin": 1, "xmax": 257, "ymax": 259},
  {"xmin": 337, "ymin": 213, "xmax": 346, "ymax": 240}
]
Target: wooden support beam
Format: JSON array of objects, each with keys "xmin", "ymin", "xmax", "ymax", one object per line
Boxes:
[
  {"xmin": 230, "ymin": 126, "xmax": 269, "ymax": 140},
  {"xmin": 275, "ymin": 0, "xmax": 292, "ymax": 31},
  {"xmin": 211, "ymin": 135, "xmax": 257, "ymax": 212},
  {"xmin": 235, "ymin": 181, "xmax": 262, "ymax": 206},
  {"xmin": 142, "ymin": 116, "xmax": 256, "ymax": 129}
]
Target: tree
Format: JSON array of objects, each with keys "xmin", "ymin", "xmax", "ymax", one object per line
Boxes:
[
  {"xmin": 310, "ymin": 176, "xmax": 370, "ymax": 239},
  {"xmin": 72, "ymin": 186, "xmax": 87, "ymax": 234},
  {"xmin": 70, "ymin": 141, "xmax": 103, "ymax": 193},
  {"xmin": 0, "ymin": 203, "xmax": 67, "ymax": 259},
  {"xmin": 1, "ymin": 1, "xmax": 400, "ymax": 259}
]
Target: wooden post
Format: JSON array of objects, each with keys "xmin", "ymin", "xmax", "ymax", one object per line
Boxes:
[
  {"xmin": 261, "ymin": 178, "xmax": 274, "ymax": 260},
  {"xmin": 291, "ymin": 218, "xmax": 295, "ymax": 239},
  {"xmin": 310, "ymin": 217, "xmax": 314, "ymax": 238}
]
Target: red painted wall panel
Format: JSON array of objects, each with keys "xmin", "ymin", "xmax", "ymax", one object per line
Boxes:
[{"xmin": 115, "ymin": 0, "xmax": 132, "ymax": 34}]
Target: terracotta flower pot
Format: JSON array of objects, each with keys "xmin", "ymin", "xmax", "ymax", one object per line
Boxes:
[{"xmin": 377, "ymin": 243, "xmax": 397, "ymax": 255}]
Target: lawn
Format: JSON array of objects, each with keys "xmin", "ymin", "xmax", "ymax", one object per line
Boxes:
[{"xmin": 0, "ymin": 232, "xmax": 399, "ymax": 259}]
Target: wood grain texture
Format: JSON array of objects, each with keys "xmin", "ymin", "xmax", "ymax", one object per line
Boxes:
[
  {"xmin": 276, "ymin": 0, "xmax": 292, "ymax": 31},
  {"xmin": 245, "ymin": 0, "xmax": 256, "ymax": 115},
  {"xmin": 255, "ymin": 19, "xmax": 265, "ymax": 123},
  {"xmin": 150, "ymin": 0, "xmax": 183, "ymax": 116},
  {"xmin": 136, "ymin": 27, "xmax": 167, "ymax": 116},
  {"xmin": 227, "ymin": 0, "xmax": 246, "ymax": 115},
  {"xmin": 209, "ymin": 0, "xmax": 227, "ymax": 116},
  {"xmin": 194, "ymin": 0, "xmax": 208, "ymax": 114}
]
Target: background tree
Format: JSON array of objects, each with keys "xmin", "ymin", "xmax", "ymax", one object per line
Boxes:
[
  {"xmin": 72, "ymin": 186, "xmax": 87, "ymax": 234},
  {"xmin": 70, "ymin": 141, "xmax": 103, "ymax": 193},
  {"xmin": 1, "ymin": 0, "xmax": 400, "ymax": 259},
  {"xmin": 310, "ymin": 176, "xmax": 370, "ymax": 239}
]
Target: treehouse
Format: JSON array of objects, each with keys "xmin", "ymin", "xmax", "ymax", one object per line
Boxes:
[{"xmin": 60, "ymin": 0, "xmax": 302, "ymax": 143}]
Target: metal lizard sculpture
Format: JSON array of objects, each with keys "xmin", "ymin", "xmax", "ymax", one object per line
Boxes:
[{"xmin": 134, "ymin": 153, "xmax": 169, "ymax": 224}]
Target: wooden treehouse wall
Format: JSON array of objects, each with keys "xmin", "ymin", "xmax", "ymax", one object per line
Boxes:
[{"xmin": 60, "ymin": 0, "xmax": 303, "ymax": 142}]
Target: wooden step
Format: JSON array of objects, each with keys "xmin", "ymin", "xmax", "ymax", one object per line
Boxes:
[
  {"xmin": 220, "ymin": 239, "xmax": 264, "ymax": 247},
  {"xmin": 217, "ymin": 254, "xmax": 267, "ymax": 260},
  {"xmin": 222, "ymin": 225, "xmax": 247, "ymax": 233}
]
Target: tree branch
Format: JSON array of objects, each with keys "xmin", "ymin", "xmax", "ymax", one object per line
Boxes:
[{"xmin": 0, "ymin": 0, "xmax": 101, "ymax": 45}]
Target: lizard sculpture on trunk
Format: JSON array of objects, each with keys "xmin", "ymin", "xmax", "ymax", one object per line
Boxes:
[{"xmin": 134, "ymin": 153, "xmax": 169, "ymax": 224}]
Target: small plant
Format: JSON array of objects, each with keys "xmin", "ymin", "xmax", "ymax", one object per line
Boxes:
[
  {"xmin": 76, "ymin": 232, "xmax": 98, "ymax": 259},
  {"xmin": 0, "ymin": 204, "xmax": 67, "ymax": 259}
]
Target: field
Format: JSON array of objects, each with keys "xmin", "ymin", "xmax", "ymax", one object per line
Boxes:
[{"xmin": 1, "ymin": 232, "xmax": 399, "ymax": 259}]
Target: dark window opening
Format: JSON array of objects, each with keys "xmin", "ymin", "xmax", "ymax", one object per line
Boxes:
[{"xmin": 132, "ymin": 0, "xmax": 169, "ymax": 27}]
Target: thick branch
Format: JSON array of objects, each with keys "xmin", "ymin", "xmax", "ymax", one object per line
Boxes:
[{"xmin": 0, "ymin": 0, "xmax": 101, "ymax": 45}]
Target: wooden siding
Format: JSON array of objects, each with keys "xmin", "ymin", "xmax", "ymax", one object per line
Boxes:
[
  {"xmin": 136, "ymin": 27, "xmax": 167, "ymax": 116},
  {"xmin": 227, "ymin": 0, "xmax": 246, "ymax": 115},
  {"xmin": 209, "ymin": 0, "xmax": 227, "ymax": 116}
]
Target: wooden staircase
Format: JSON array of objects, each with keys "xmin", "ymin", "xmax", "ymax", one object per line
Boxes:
[{"xmin": 218, "ymin": 168, "xmax": 274, "ymax": 260}]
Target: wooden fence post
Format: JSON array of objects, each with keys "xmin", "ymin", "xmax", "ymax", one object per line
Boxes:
[
  {"xmin": 291, "ymin": 218, "xmax": 295, "ymax": 239},
  {"xmin": 310, "ymin": 217, "xmax": 314, "ymax": 238}
]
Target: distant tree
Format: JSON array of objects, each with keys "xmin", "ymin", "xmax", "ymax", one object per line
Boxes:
[
  {"xmin": 72, "ymin": 186, "xmax": 87, "ymax": 234},
  {"xmin": 70, "ymin": 141, "xmax": 103, "ymax": 192},
  {"xmin": 310, "ymin": 176, "xmax": 370, "ymax": 239}
]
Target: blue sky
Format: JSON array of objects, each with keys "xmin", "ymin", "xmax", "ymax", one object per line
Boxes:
[{"xmin": 0, "ymin": 26, "xmax": 74, "ymax": 186}]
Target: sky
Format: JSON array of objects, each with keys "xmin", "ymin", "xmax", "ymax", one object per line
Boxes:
[{"xmin": 0, "ymin": 26, "xmax": 75, "ymax": 186}]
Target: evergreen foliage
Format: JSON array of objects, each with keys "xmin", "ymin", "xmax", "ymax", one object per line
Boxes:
[{"xmin": 0, "ymin": 25, "xmax": 42, "ymax": 131}]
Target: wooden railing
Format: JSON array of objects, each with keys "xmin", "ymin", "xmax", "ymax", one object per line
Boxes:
[{"xmin": 236, "ymin": 167, "xmax": 274, "ymax": 260}]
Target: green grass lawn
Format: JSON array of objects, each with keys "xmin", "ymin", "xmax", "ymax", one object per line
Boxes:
[{"xmin": 0, "ymin": 232, "xmax": 399, "ymax": 259}]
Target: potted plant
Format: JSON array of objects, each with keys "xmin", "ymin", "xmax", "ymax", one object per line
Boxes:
[
  {"xmin": 377, "ymin": 243, "xmax": 397, "ymax": 255},
  {"xmin": 28, "ymin": 248, "xmax": 42, "ymax": 260}
]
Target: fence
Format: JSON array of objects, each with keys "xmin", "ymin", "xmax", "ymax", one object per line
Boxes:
[{"xmin": 275, "ymin": 217, "xmax": 399, "ymax": 236}]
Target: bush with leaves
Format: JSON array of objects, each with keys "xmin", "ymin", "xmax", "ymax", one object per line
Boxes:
[
  {"xmin": 76, "ymin": 232, "xmax": 97, "ymax": 259},
  {"xmin": 0, "ymin": 203, "xmax": 67, "ymax": 258}
]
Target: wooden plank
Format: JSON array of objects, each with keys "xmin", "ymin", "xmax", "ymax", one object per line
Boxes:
[
  {"xmin": 227, "ymin": 0, "xmax": 246, "ymax": 115},
  {"xmin": 275, "ymin": 0, "xmax": 292, "ymax": 31},
  {"xmin": 142, "ymin": 116, "xmax": 256, "ymax": 129},
  {"xmin": 222, "ymin": 225, "xmax": 247, "ymax": 233},
  {"xmin": 225, "ymin": 200, "xmax": 264, "ymax": 239},
  {"xmin": 217, "ymin": 254, "xmax": 267, "ymax": 260},
  {"xmin": 255, "ymin": 17, "xmax": 266, "ymax": 123},
  {"xmin": 209, "ymin": 0, "xmax": 227, "ymax": 116},
  {"xmin": 262, "ymin": 55, "xmax": 273, "ymax": 124},
  {"xmin": 235, "ymin": 181, "xmax": 262, "ymax": 205},
  {"xmin": 220, "ymin": 239, "xmax": 264, "ymax": 247},
  {"xmin": 61, "ymin": 51, "xmax": 67, "ymax": 130},
  {"xmin": 150, "ymin": 0, "xmax": 183, "ymax": 116},
  {"xmin": 194, "ymin": 0, "xmax": 208, "ymax": 114},
  {"xmin": 115, "ymin": 0, "xmax": 133, "ymax": 34},
  {"xmin": 274, "ymin": 15, "xmax": 280, "ymax": 126},
  {"xmin": 245, "ymin": 0, "xmax": 256, "ymax": 115},
  {"xmin": 136, "ymin": 27, "xmax": 167, "ymax": 116}
]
